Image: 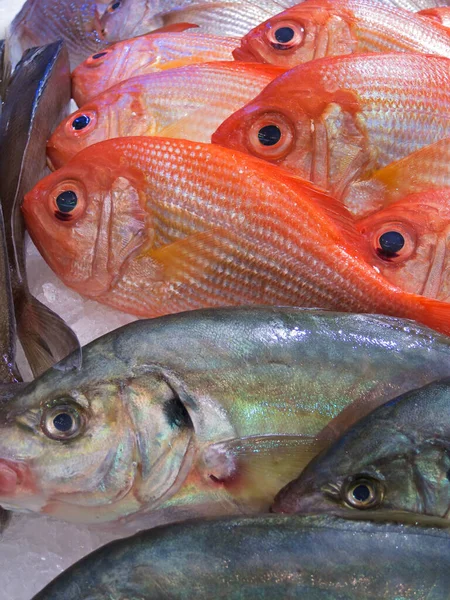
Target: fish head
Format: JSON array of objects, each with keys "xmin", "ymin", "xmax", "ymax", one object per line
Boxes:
[
  {"xmin": 0, "ymin": 344, "xmax": 196, "ymax": 523},
  {"xmin": 233, "ymin": 2, "xmax": 357, "ymax": 67},
  {"xmin": 357, "ymin": 189, "xmax": 450, "ymax": 300},
  {"xmin": 47, "ymin": 87, "xmax": 156, "ymax": 169},
  {"xmin": 23, "ymin": 147, "xmax": 147, "ymax": 297},
  {"xmin": 212, "ymin": 83, "xmax": 314, "ymax": 178},
  {"xmin": 273, "ymin": 380, "xmax": 450, "ymax": 520},
  {"xmin": 101, "ymin": 0, "xmax": 151, "ymax": 42},
  {"xmin": 72, "ymin": 36, "xmax": 157, "ymax": 105}
]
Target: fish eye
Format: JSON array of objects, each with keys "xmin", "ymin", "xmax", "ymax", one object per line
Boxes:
[
  {"xmin": 56, "ymin": 190, "xmax": 77, "ymax": 213},
  {"xmin": 342, "ymin": 476, "xmax": 384, "ymax": 509},
  {"xmin": 41, "ymin": 400, "xmax": 85, "ymax": 441},
  {"xmin": 86, "ymin": 49, "xmax": 112, "ymax": 67},
  {"xmin": 247, "ymin": 112, "xmax": 295, "ymax": 160},
  {"xmin": 65, "ymin": 110, "xmax": 97, "ymax": 137},
  {"xmin": 72, "ymin": 115, "xmax": 91, "ymax": 130},
  {"xmin": 50, "ymin": 182, "xmax": 86, "ymax": 222},
  {"xmin": 267, "ymin": 20, "xmax": 305, "ymax": 51},
  {"xmin": 258, "ymin": 124, "xmax": 281, "ymax": 146},
  {"xmin": 107, "ymin": 0, "xmax": 121, "ymax": 12},
  {"xmin": 378, "ymin": 231, "xmax": 405, "ymax": 257},
  {"xmin": 358, "ymin": 220, "xmax": 416, "ymax": 264}
]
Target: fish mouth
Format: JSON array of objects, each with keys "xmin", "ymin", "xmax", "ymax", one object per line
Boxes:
[{"xmin": 0, "ymin": 459, "xmax": 36, "ymax": 498}]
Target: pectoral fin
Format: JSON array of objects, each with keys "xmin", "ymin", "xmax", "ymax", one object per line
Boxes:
[
  {"xmin": 200, "ymin": 434, "xmax": 331, "ymax": 510},
  {"xmin": 157, "ymin": 109, "xmax": 212, "ymax": 142},
  {"xmin": 138, "ymin": 228, "xmax": 227, "ymax": 283}
]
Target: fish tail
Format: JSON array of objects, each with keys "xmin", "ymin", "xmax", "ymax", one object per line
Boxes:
[
  {"xmin": 16, "ymin": 293, "xmax": 80, "ymax": 378},
  {"xmin": 406, "ymin": 295, "xmax": 450, "ymax": 338}
]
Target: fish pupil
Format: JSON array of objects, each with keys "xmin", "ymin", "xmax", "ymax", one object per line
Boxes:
[
  {"xmin": 378, "ymin": 231, "xmax": 405, "ymax": 257},
  {"xmin": 92, "ymin": 52, "xmax": 107, "ymax": 60},
  {"xmin": 72, "ymin": 115, "xmax": 91, "ymax": 131},
  {"xmin": 53, "ymin": 413, "xmax": 73, "ymax": 432},
  {"xmin": 110, "ymin": 0, "xmax": 121, "ymax": 9},
  {"xmin": 275, "ymin": 26, "xmax": 295, "ymax": 44},
  {"xmin": 258, "ymin": 125, "xmax": 281, "ymax": 146},
  {"xmin": 56, "ymin": 190, "xmax": 78, "ymax": 213},
  {"xmin": 352, "ymin": 484, "xmax": 370, "ymax": 502}
]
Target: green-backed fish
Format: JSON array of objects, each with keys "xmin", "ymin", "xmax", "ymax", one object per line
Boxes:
[{"xmin": 1, "ymin": 307, "xmax": 450, "ymax": 527}]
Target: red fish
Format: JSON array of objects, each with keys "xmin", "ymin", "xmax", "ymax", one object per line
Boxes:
[
  {"xmin": 212, "ymin": 52, "xmax": 450, "ymax": 213},
  {"xmin": 47, "ymin": 62, "xmax": 285, "ymax": 169},
  {"xmin": 233, "ymin": 0, "xmax": 450, "ymax": 67},
  {"xmin": 22, "ymin": 136, "xmax": 450, "ymax": 336},
  {"xmin": 357, "ymin": 188, "xmax": 450, "ymax": 301},
  {"xmin": 72, "ymin": 29, "xmax": 239, "ymax": 105}
]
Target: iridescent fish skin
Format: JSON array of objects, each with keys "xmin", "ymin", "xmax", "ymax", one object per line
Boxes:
[
  {"xmin": 71, "ymin": 31, "xmax": 239, "ymax": 105},
  {"xmin": 0, "ymin": 42, "xmax": 80, "ymax": 378},
  {"xmin": 212, "ymin": 53, "xmax": 450, "ymax": 207},
  {"xmin": 7, "ymin": 0, "xmax": 109, "ymax": 69},
  {"xmin": 33, "ymin": 515, "xmax": 450, "ymax": 600},
  {"xmin": 100, "ymin": 0, "xmax": 300, "ymax": 41},
  {"xmin": 47, "ymin": 61, "xmax": 285, "ymax": 169},
  {"xmin": 2, "ymin": 307, "xmax": 450, "ymax": 525},
  {"xmin": 233, "ymin": 0, "xmax": 450, "ymax": 67},
  {"xmin": 22, "ymin": 136, "xmax": 450, "ymax": 335},
  {"xmin": 356, "ymin": 188, "xmax": 450, "ymax": 302},
  {"xmin": 273, "ymin": 379, "xmax": 450, "ymax": 522}
]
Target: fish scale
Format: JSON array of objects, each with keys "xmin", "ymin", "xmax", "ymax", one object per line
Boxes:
[
  {"xmin": 22, "ymin": 136, "xmax": 450, "ymax": 337},
  {"xmin": 213, "ymin": 53, "xmax": 450, "ymax": 209}
]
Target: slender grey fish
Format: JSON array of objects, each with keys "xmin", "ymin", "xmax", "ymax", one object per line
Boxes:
[
  {"xmin": 0, "ymin": 41, "xmax": 80, "ymax": 379},
  {"xmin": 32, "ymin": 513, "xmax": 450, "ymax": 599},
  {"xmin": 0, "ymin": 307, "xmax": 449, "ymax": 528},
  {"xmin": 272, "ymin": 378, "xmax": 450, "ymax": 522}
]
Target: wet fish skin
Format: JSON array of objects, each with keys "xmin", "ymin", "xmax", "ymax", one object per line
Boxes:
[
  {"xmin": 1, "ymin": 307, "xmax": 450, "ymax": 526},
  {"xmin": 7, "ymin": 0, "xmax": 109, "ymax": 69},
  {"xmin": 32, "ymin": 514, "xmax": 450, "ymax": 599},
  {"xmin": 355, "ymin": 188, "xmax": 450, "ymax": 302},
  {"xmin": 418, "ymin": 6, "xmax": 450, "ymax": 28},
  {"xmin": 47, "ymin": 61, "xmax": 286, "ymax": 169},
  {"xmin": 233, "ymin": 0, "xmax": 450, "ymax": 67},
  {"xmin": 100, "ymin": 0, "xmax": 300, "ymax": 42},
  {"xmin": 0, "ymin": 42, "xmax": 81, "ymax": 378},
  {"xmin": 272, "ymin": 378, "xmax": 450, "ymax": 520},
  {"xmin": 71, "ymin": 31, "xmax": 239, "ymax": 106},
  {"xmin": 212, "ymin": 53, "xmax": 450, "ymax": 208}
]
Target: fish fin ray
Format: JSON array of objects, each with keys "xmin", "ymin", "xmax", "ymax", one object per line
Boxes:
[
  {"xmin": 201, "ymin": 434, "xmax": 330, "ymax": 509},
  {"xmin": 17, "ymin": 294, "xmax": 81, "ymax": 377},
  {"xmin": 157, "ymin": 110, "xmax": 211, "ymax": 141},
  {"xmin": 150, "ymin": 22, "xmax": 200, "ymax": 34}
]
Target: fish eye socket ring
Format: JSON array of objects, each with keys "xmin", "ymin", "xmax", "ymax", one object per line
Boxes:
[
  {"xmin": 65, "ymin": 111, "xmax": 97, "ymax": 137},
  {"xmin": 86, "ymin": 49, "xmax": 113, "ymax": 67},
  {"xmin": 247, "ymin": 112, "xmax": 295, "ymax": 160},
  {"xmin": 41, "ymin": 400, "xmax": 86, "ymax": 441},
  {"xmin": 342, "ymin": 476, "xmax": 384, "ymax": 509},
  {"xmin": 266, "ymin": 20, "xmax": 306, "ymax": 51}
]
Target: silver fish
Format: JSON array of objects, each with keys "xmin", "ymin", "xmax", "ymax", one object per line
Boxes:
[
  {"xmin": 33, "ymin": 514, "xmax": 450, "ymax": 599},
  {"xmin": 0, "ymin": 41, "xmax": 81, "ymax": 378}
]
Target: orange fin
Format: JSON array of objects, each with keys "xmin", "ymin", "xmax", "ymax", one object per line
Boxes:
[
  {"xmin": 150, "ymin": 22, "xmax": 200, "ymax": 34},
  {"xmin": 138, "ymin": 228, "xmax": 225, "ymax": 283},
  {"xmin": 407, "ymin": 294, "xmax": 450, "ymax": 338},
  {"xmin": 200, "ymin": 434, "xmax": 331, "ymax": 510}
]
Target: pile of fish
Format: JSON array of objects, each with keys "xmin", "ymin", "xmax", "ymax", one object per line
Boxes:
[{"xmin": 3, "ymin": 0, "xmax": 450, "ymax": 597}]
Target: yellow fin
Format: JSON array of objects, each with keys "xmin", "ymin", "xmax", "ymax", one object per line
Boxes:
[
  {"xmin": 138, "ymin": 228, "xmax": 226, "ymax": 283},
  {"xmin": 157, "ymin": 109, "xmax": 210, "ymax": 142},
  {"xmin": 200, "ymin": 434, "xmax": 331, "ymax": 510}
]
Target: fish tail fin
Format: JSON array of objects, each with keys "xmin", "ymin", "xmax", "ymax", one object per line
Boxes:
[
  {"xmin": 406, "ymin": 295, "xmax": 450, "ymax": 338},
  {"xmin": 16, "ymin": 293, "xmax": 80, "ymax": 377}
]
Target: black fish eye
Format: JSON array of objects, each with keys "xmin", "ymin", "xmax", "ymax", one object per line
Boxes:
[
  {"xmin": 53, "ymin": 412, "xmax": 73, "ymax": 432},
  {"xmin": 92, "ymin": 51, "xmax": 107, "ymax": 60},
  {"xmin": 56, "ymin": 190, "xmax": 78, "ymax": 213},
  {"xmin": 258, "ymin": 124, "xmax": 281, "ymax": 146},
  {"xmin": 378, "ymin": 231, "xmax": 405, "ymax": 257},
  {"xmin": 275, "ymin": 26, "xmax": 295, "ymax": 44},
  {"xmin": 109, "ymin": 0, "xmax": 121, "ymax": 9},
  {"xmin": 343, "ymin": 476, "xmax": 383, "ymax": 509},
  {"xmin": 71, "ymin": 115, "xmax": 91, "ymax": 131}
]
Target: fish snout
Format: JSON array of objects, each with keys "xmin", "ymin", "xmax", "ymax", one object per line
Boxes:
[{"xmin": 0, "ymin": 459, "xmax": 35, "ymax": 497}]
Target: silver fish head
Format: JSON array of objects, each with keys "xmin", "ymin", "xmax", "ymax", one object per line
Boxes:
[
  {"xmin": 0, "ymin": 336, "xmax": 196, "ymax": 524},
  {"xmin": 273, "ymin": 379, "xmax": 450, "ymax": 520}
]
